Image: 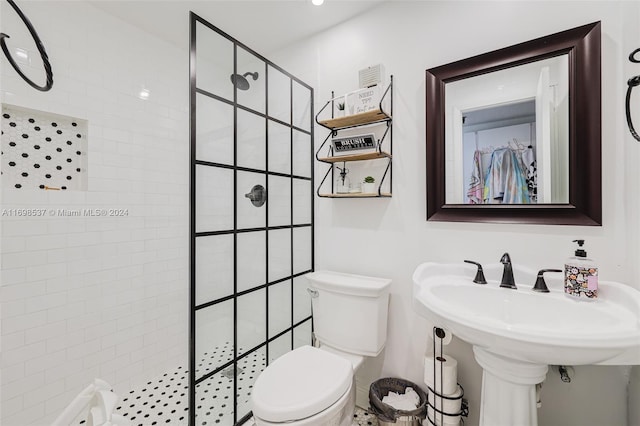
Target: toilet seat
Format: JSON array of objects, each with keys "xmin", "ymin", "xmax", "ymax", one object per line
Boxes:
[{"xmin": 252, "ymin": 345, "xmax": 353, "ymax": 423}]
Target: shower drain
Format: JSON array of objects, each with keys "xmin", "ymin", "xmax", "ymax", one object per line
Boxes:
[{"xmin": 221, "ymin": 364, "xmax": 243, "ymax": 380}]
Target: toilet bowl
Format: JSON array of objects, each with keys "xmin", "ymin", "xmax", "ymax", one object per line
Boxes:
[
  {"xmin": 251, "ymin": 271, "xmax": 392, "ymax": 426},
  {"xmin": 252, "ymin": 345, "xmax": 357, "ymax": 426}
]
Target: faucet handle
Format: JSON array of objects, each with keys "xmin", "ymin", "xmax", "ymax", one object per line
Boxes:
[
  {"xmin": 532, "ymin": 269, "xmax": 563, "ymax": 293},
  {"xmin": 464, "ymin": 260, "xmax": 487, "ymax": 284}
]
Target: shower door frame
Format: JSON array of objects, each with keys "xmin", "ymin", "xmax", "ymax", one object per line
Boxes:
[{"xmin": 189, "ymin": 12, "xmax": 315, "ymax": 426}]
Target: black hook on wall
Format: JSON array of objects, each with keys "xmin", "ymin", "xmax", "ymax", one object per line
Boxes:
[
  {"xmin": 0, "ymin": 0, "xmax": 53, "ymax": 91},
  {"xmin": 626, "ymin": 48, "xmax": 640, "ymax": 142}
]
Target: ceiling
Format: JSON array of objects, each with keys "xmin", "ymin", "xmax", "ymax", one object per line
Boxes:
[
  {"xmin": 90, "ymin": 0, "xmax": 387, "ymax": 55},
  {"xmin": 464, "ymin": 100, "xmax": 536, "ymax": 127}
]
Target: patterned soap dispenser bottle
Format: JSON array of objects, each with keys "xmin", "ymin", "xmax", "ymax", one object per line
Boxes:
[{"xmin": 564, "ymin": 239, "xmax": 598, "ymax": 300}]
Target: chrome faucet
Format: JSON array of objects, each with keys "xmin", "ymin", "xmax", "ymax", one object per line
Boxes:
[{"xmin": 500, "ymin": 253, "xmax": 517, "ymax": 289}]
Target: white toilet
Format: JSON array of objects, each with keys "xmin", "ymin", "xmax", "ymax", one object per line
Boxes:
[{"xmin": 251, "ymin": 270, "xmax": 391, "ymax": 426}]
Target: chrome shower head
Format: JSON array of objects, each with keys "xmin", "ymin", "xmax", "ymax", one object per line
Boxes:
[{"xmin": 230, "ymin": 71, "xmax": 259, "ymax": 91}]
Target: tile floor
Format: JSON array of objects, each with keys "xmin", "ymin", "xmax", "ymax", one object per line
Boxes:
[
  {"xmin": 73, "ymin": 347, "xmax": 265, "ymax": 425},
  {"xmin": 72, "ymin": 345, "xmax": 380, "ymax": 426},
  {"xmin": 353, "ymin": 407, "xmax": 379, "ymax": 425},
  {"xmin": 75, "ymin": 366, "xmax": 189, "ymax": 425}
]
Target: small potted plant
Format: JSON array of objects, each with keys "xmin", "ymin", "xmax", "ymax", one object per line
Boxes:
[
  {"xmin": 362, "ymin": 176, "xmax": 376, "ymax": 193},
  {"xmin": 335, "ymin": 102, "xmax": 345, "ymax": 117}
]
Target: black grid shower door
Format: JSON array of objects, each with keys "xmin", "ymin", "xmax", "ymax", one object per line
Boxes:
[{"xmin": 189, "ymin": 12, "xmax": 315, "ymax": 426}]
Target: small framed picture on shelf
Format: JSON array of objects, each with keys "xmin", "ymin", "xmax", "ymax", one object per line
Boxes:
[
  {"xmin": 331, "ymin": 133, "xmax": 377, "ymax": 156},
  {"xmin": 345, "ymin": 85, "xmax": 382, "ymax": 115}
]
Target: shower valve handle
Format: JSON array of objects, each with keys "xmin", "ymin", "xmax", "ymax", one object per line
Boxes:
[
  {"xmin": 306, "ymin": 288, "xmax": 319, "ymax": 298},
  {"xmin": 244, "ymin": 184, "xmax": 266, "ymax": 207}
]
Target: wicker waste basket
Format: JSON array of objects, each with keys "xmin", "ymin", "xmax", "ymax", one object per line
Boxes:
[{"xmin": 369, "ymin": 377, "xmax": 428, "ymax": 426}]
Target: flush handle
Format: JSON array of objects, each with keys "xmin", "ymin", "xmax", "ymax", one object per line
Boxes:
[{"xmin": 306, "ymin": 288, "xmax": 319, "ymax": 298}]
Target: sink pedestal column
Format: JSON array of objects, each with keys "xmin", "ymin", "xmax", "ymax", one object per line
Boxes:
[{"xmin": 473, "ymin": 347, "xmax": 548, "ymax": 426}]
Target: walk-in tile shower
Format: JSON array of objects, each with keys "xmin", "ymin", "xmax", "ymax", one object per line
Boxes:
[{"xmin": 189, "ymin": 13, "xmax": 315, "ymax": 425}]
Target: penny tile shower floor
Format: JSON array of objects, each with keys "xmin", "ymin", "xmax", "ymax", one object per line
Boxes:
[
  {"xmin": 73, "ymin": 343, "xmax": 379, "ymax": 425},
  {"xmin": 73, "ymin": 345, "xmax": 263, "ymax": 425}
]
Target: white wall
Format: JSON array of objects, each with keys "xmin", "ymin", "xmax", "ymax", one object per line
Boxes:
[
  {"xmin": 622, "ymin": 2, "xmax": 640, "ymax": 425},
  {"xmin": 0, "ymin": 2, "xmax": 189, "ymax": 425},
  {"xmin": 275, "ymin": 2, "xmax": 638, "ymax": 425}
]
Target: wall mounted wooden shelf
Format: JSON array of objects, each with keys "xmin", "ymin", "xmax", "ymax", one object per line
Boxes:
[
  {"xmin": 318, "ymin": 192, "xmax": 392, "ymax": 198},
  {"xmin": 317, "ymin": 109, "xmax": 391, "ymax": 130},
  {"xmin": 317, "ymin": 151, "xmax": 392, "ymax": 163}
]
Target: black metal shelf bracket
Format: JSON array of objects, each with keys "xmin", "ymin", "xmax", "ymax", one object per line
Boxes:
[
  {"xmin": 0, "ymin": 0, "xmax": 53, "ymax": 92},
  {"xmin": 627, "ymin": 47, "xmax": 640, "ymax": 142}
]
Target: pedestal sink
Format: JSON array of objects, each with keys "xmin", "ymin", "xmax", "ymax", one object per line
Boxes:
[{"xmin": 412, "ymin": 262, "xmax": 640, "ymax": 426}]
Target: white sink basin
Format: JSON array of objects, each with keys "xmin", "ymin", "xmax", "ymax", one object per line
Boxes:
[
  {"xmin": 413, "ymin": 262, "xmax": 640, "ymax": 426},
  {"xmin": 413, "ymin": 262, "xmax": 640, "ymax": 365}
]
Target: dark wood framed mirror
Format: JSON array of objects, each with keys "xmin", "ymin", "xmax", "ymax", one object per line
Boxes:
[{"xmin": 426, "ymin": 22, "xmax": 601, "ymax": 225}]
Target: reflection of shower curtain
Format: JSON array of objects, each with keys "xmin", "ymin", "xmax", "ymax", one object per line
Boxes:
[
  {"xmin": 467, "ymin": 150, "xmax": 484, "ymax": 204},
  {"xmin": 522, "ymin": 146, "xmax": 537, "ymax": 203},
  {"xmin": 483, "ymin": 148, "xmax": 530, "ymax": 204}
]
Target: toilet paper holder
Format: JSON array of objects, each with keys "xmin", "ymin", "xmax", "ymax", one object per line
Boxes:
[{"xmin": 425, "ymin": 327, "xmax": 468, "ymax": 426}]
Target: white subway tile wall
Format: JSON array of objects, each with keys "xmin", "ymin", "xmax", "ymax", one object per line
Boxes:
[
  {"xmin": 292, "ymin": 129, "xmax": 311, "ymax": 178},
  {"xmin": 267, "ymin": 120, "xmax": 291, "ymax": 176},
  {"xmin": 267, "ymin": 279, "xmax": 292, "ymax": 339},
  {"xmin": 237, "ymin": 108, "xmax": 266, "ymax": 170},
  {"xmin": 236, "ymin": 48, "xmax": 266, "ymax": 114},
  {"xmin": 268, "ymin": 175, "xmax": 292, "ymax": 227},
  {"xmin": 267, "ymin": 65, "xmax": 291, "ymax": 125},
  {"xmin": 195, "ymin": 302, "xmax": 234, "ymax": 381},
  {"xmin": 236, "ymin": 231, "xmax": 267, "ymax": 293},
  {"xmin": 1, "ymin": 2, "xmax": 188, "ymax": 425},
  {"xmin": 237, "ymin": 289, "xmax": 267, "ymax": 357},
  {"xmin": 195, "ymin": 94, "xmax": 234, "ymax": 165}
]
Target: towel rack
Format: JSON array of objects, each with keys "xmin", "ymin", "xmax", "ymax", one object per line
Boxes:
[
  {"xmin": 0, "ymin": 0, "xmax": 53, "ymax": 91},
  {"xmin": 626, "ymin": 47, "xmax": 640, "ymax": 142}
]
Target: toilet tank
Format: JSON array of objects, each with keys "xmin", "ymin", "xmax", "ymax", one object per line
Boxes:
[{"xmin": 306, "ymin": 270, "xmax": 391, "ymax": 357}]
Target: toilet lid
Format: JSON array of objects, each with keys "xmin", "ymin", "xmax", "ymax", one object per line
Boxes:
[{"xmin": 252, "ymin": 345, "xmax": 353, "ymax": 422}]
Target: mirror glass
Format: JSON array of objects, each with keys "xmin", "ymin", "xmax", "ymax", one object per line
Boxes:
[
  {"xmin": 445, "ymin": 55, "xmax": 569, "ymax": 204},
  {"xmin": 426, "ymin": 22, "xmax": 601, "ymax": 225}
]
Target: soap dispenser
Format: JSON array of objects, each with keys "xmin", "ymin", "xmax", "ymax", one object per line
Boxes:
[{"xmin": 564, "ymin": 239, "xmax": 598, "ymax": 300}]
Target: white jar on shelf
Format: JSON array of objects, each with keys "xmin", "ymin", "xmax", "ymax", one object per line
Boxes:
[{"xmin": 362, "ymin": 176, "xmax": 376, "ymax": 194}]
